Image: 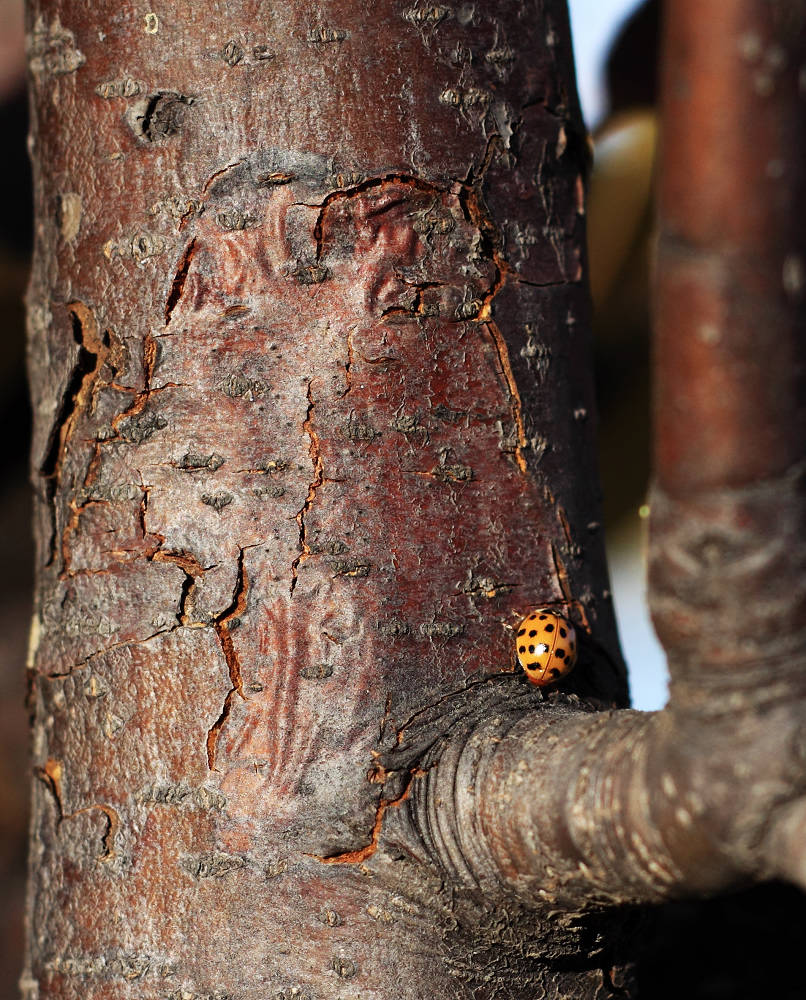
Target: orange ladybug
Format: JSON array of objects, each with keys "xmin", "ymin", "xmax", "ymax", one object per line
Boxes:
[{"xmin": 515, "ymin": 609, "xmax": 577, "ymax": 686}]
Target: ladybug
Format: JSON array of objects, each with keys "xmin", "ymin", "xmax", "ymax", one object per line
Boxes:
[{"xmin": 515, "ymin": 609, "xmax": 577, "ymax": 686}]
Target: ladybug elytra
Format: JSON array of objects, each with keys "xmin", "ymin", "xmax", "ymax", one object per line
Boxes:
[{"xmin": 515, "ymin": 609, "xmax": 577, "ymax": 686}]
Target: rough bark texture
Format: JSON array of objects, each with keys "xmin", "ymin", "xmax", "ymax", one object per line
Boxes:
[
  {"xmin": 24, "ymin": 0, "xmax": 806, "ymax": 997},
  {"xmin": 415, "ymin": 0, "xmax": 806, "ymax": 915},
  {"xmin": 24, "ymin": 2, "xmax": 630, "ymax": 998}
]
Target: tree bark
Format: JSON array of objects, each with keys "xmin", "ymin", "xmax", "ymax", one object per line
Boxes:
[
  {"xmin": 24, "ymin": 2, "xmax": 630, "ymax": 998},
  {"xmin": 405, "ymin": 0, "xmax": 806, "ymax": 918},
  {"xmin": 23, "ymin": 0, "xmax": 806, "ymax": 998}
]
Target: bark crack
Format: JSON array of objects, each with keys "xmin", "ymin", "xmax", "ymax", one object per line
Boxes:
[
  {"xmin": 64, "ymin": 332, "xmax": 154, "ymax": 512},
  {"xmin": 551, "ymin": 542, "xmax": 573, "ymax": 606},
  {"xmin": 339, "ymin": 328, "xmax": 355, "ymax": 397},
  {"xmin": 290, "ymin": 380, "xmax": 324, "ymax": 596},
  {"xmin": 40, "ymin": 303, "xmax": 109, "ymax": 566},
  {"xmin": 48, "ymin": 627, "xmax": 178, "ymax": 678},
  {"xmin": 206, "ymin": 547, "xmax": 251, "ymax": 770},
  {"xmin": 455, "ymin": 184, "xmax": 529, "ymax": 475},
  {"xmin": 164, "ymin": 237, "xmax": 196, "ymax": 324},
  {"xmin": 60, "ymin": 327, "xmax": 166, "ymax": 575},
  {"xmin": 484, "ymin": 320, "xmax": 528, "ymax": 475},
  {"xmin": 35, "ymin": 760, "xmax": 121, "ymax": 860},
  {"xmin": 310, "ymin": 766, "xmax": 427, "ymax": 865},
  {"xmin": 311, "ymin": 172, "xmax": 448, "ymax": 261},
  {"xmin": 380, "ymin": 280, "xmax": 445, "ymax": 320},
  {"xmin": 151, "ymin": 548, "xmax": 208, "ymax": 625}
]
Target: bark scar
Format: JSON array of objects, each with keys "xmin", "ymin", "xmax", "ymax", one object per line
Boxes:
[{"xmin": 311, "ymin": 172, "xmax": 448, "ymax": 262}]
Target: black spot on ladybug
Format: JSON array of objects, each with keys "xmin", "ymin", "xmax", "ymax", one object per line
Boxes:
[
  {"xmin": 539, "ymin": 614, "xmax": 547, "ymax": 619},
  {"xmin": 528, "ymin": 645, "xmax": 535, "ymax": 653},
  {"xmin": 518, "ymin": 628, "xmax": 526, "ymax": 636},
  {"xmin": 550, "ymin": 668, "xmax": 561, "ymax": 678},
  {"xmin": 544, "ymin": 623, "xmax": 554, "ymax": 632},
  {"xmin": 559, "ymin": 628, "xmax": 567, "ymax": 638},
  {"xmin": 529, "ymin": 629, "xmax": 537, "ymax": 637},
  {"xmin": 519, "ymin": 645, "xmax": 526, "ymax": 653},
  {"xmin": 555, "ymin": 649, "xmax": 565, "ymax": 659}
]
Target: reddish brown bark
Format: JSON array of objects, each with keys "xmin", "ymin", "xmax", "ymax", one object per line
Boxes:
[
  {"xmin": 654, "ymin": 0, "xmax": 806, "ymax": 493},
  {"xmin": 24, "ymin": 2, "xmax": 630, "ymax": 998},
  {"xmin": 416, "ymin": 0, "xmax": 806, "ymax": 917},
  {"xmin": 23, "ymin": 0, "xmax": 806, "ymax": 997},
  {"xmin": 650, "ymin": 0, "xmax": 806, "ymax": 686}
]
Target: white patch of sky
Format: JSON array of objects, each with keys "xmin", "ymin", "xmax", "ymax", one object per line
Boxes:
[
  {"xmin": 567, "ymin": 0, "xmax": 644, "ymax": 128},
  {"xmin": 607, "ymin": 522, "xmax": 669, "ymax": 711}
]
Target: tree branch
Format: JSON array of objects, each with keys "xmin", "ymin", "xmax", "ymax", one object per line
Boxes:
[{"xmin": 389, "ymin": 670, "xmax": 806, "ymax": 908}]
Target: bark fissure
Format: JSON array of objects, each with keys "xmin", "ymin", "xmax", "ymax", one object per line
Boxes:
[
  {"xmin": 290, "ymin": 379, "xmax": 324, "ymax": 596},
  {"xmin": 551, "ymin": 542, "xmax": 574, "ymax": 605},
  {"xmin": 60, "ymin": 333, "xmax": 158, "ymax": 542},
  {"xmin": 47, "ymin": 626, "xmax": 178, "ymax": 678},
  {"xmin": 35, "ymin": 760, "xmax": 121, "ymax": 861},
  {"xmin": 39, "ymin": 302, "xmax": 108, "ymax": 566},
  {"xmin": 39, "ymin": 307, "xmax": 100, "ymax": 480},
  {"xmin": 379, "ymin": 280, "xmax": 444, "ymax": 320},
  {"xmin": 484, "ymin": 318, "xmax": 529, "ymax": 475},
  {"xmin": 339, "ymin": 327, "xmax": 355, "ymax": 397},
  {"xmin": 164, "ymin": 237, "xmax": 197, "ymax": 324},
  {"xmin": 150, "ymin": 547, "xmax": 209, "ymax": 629},
  {"xmin": 312, "ymin": 766, "xmax": 427, "ymax": 865},
  {"xmin": 207, "ymin": 547, "xmax": 251, "ymax": 770},
  {"xmin": 460, "ymin": 183, "xmax": 529, "ymax": 475},
  {"xmin": 57, "ymin": 327, "xmax": 168, "ymax": 579}
]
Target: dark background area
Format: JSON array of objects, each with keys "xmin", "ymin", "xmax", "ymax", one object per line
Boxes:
[
  {"xmin": 0, "ymin": 0, "xmax": 34, "ymax": 986},
  {"xmin": 0, "ymin": 2, "xmax": 805, "ymax": 997},
  {"xmin": 0, "ymin": 85, "xmax": 33, "ymax": 998}
]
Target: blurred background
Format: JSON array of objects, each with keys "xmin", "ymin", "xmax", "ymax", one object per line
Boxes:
[
  {"xmin": 0, "ymin": 0, "xmax": 31, "ymax": 996},
  {"xmin": 2, "ymin": 2, "xmax": 803, "ymax": 998},
  {"xmin": 569, "ymin": 0, "xmax": 666, "ymax": 713}
]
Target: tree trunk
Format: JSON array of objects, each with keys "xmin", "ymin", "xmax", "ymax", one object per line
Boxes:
[
  {"xmin": 24, "ymin": 2, "xmax": 629, "ymax": 997},
  {"xmin": 23, "ymin": 0, "xmax": 806, "ymax": 997}
]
